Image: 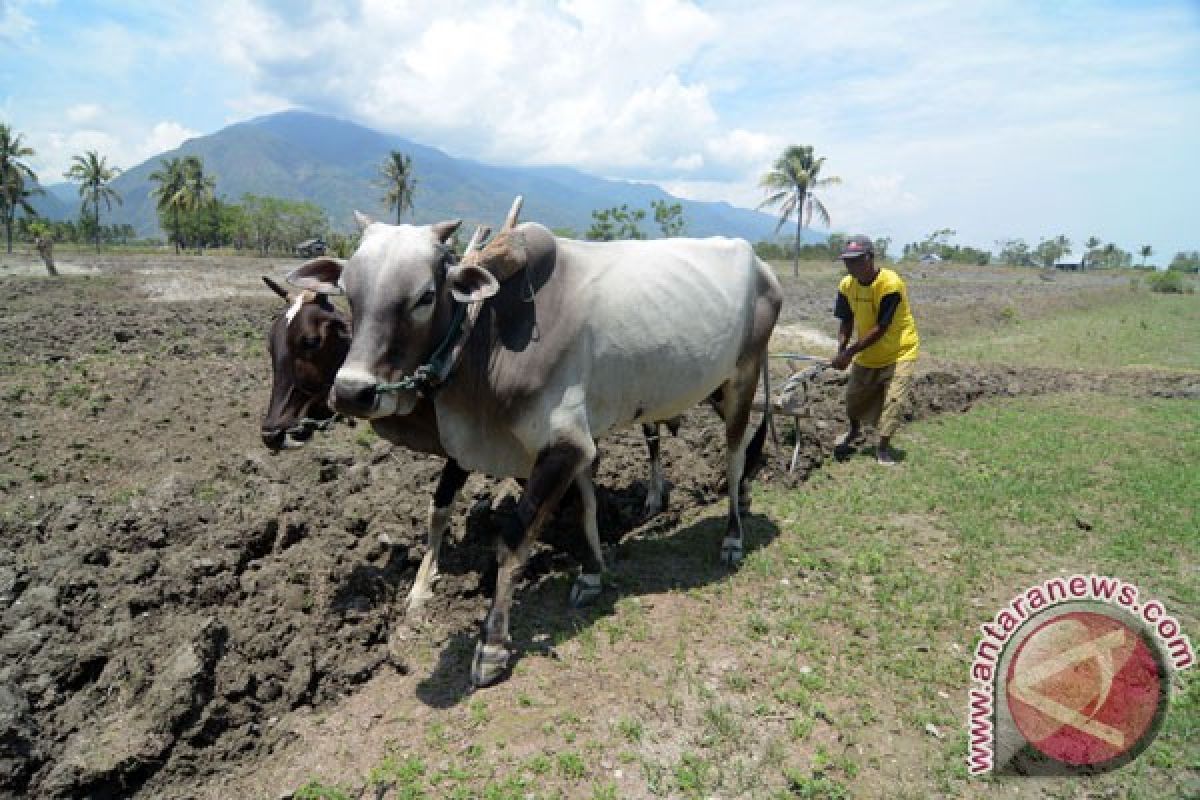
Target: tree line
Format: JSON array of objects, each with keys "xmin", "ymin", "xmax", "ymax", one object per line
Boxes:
[
  {"xmin": 753, "ymin": 230, "xmax": 1180, "ymax": 271},
  {"xmin": 0, "ymin": 120, "xmax": 419, "ymax": 257}
]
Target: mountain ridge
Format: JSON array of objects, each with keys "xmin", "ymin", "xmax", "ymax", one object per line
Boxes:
[{"xmin": 30, "ymin": 110, "xmax": 818, "ymax": 243}]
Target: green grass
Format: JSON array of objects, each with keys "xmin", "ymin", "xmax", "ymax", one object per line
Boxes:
[
  {"xmin": 750, "ymin": 391, "xmax": 1198, "ymax": 795},
  {"xmin": 293, "ymin": 779, "xmax": 353, "ymax": 800},
  {"xmin": 934, "ymin": 289, "xmax": 1200, "ymax": 370}
]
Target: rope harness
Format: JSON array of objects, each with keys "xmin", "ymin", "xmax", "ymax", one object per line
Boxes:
[
  {"xmin": 364, "ymin": 210, "xmax": 521, "ymax": 399},
  {"xmin": 373, "ymin": 240, "xmax": 484, "ymax": 398},
  {"xmin": 374, "ymin": 299, "xmax": 472, "ymax": 397}
]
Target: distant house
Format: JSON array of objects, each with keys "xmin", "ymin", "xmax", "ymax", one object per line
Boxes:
[
  {"xmin": 1054, "ymin": 259, "xmax": 1085, "ymax": 271},
  {"xmin": 919, "ymin": 253, "xmax": 943, "ymax": 265}
]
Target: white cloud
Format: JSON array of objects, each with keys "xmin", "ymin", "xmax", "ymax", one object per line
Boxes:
[
  {"xmin": 222, "ymin": 93, "xmax": 293, "ymax": 124},
  {"xmin": 40, "ymin": 129, "xmax": 122, "ymax": 182},
  {"xmin": 31, "ymin": 119, "xmax": 200, "ymax": 181},
  {"xmin": 140, "ymin": 121, "xmax": 200, "ymax": 158},
  {"xmin": 659, "ymin": 178, "xmax": 759, "ymax": 207},
  {"xmin": 211, "ymin": 0, "xmax": 733, "ymax": 174},
  {"xmin": 0, "ymin": 0, "xmax": 46, "ymax": 45},
  {"xmin": 65, "ymin": 104, "xmax": 103, "ymax": 124},
  {"xmin": 225, "ymin": 0, "xmax": 1198, "ymax": 259},
  {"xmin": 7, "ymin": 0, "xmax": 1199, "ymax": 257},
  {"xmin": 824, "ymin": 172, "xmax": 924, "ymax": 239}
]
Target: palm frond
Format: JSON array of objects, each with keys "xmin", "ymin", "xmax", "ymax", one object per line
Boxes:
[
  {"xmin": 809, "ymin": 195, "xmax": 832, "ymax": 228},
  {"xmin": 757, "ymin": 171, "xmax": 794, "ymax": 191},
  {"xmin": 756, "ymin": 189, "xmax": 791, "ymax": 211},
  {"xmin": 771, "ymin": 194, "xmax": 798, "ymax": 234},
  {"xmin": 759, "ymin": 144, "xmax": 841, "ymax": 225}
]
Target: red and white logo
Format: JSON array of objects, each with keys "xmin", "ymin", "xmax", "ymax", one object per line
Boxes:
[
  {"xmin": 1006, "ymin": 610, "xmax": 1164, "ymax": 768},
  {"xmin": 967, "ymin": 575, "xmax": 1191, "ymax": 776}
]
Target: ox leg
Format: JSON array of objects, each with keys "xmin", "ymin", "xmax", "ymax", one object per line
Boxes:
[
  {"xmin": 642, "ymin": 423, "xmax": 667, "ymax": 516},
  {"xmin": 719, "ymin": 360, "xmax": 763, "ymax": 567},
  {"xmin": 569, "ymin": 470, "xmax": 605, "ymax": 607},
  {"xmin": 406, "ymin": 460, "xmax": 469, "ymax": 614},
  {"xmin": 473, "ymin": 440, "xmax": 593, "ymax": 688}
]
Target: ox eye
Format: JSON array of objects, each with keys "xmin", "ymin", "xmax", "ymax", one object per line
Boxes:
[
  {"xmin": 414, "ymin": 288, "xmax": 437, "ymax": 309},
  {"xmin": 300, "ymin": 335, "xmax": 321, "ymax": 351}
]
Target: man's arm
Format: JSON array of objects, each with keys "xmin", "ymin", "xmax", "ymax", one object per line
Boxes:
[
  {"xmin": 831, "ymin": 292, "xmax": 901, "ymax": 370},
  {"xmin": 833, "ymin": 293, "xmax": 855, "ymax": 369},
  {"xmin": 833, "ymin": 320, "xmax": 888, "ymax": 369}
]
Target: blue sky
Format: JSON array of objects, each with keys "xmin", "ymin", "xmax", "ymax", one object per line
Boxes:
[{"xmin": 2, "ymin": 0, "xmax": 1198, "ymax": 261}]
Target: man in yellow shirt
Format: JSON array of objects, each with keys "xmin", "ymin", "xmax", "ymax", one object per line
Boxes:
[{"xmin": 830, "ymin": 235, "xmax": 920, "ymax": 466}]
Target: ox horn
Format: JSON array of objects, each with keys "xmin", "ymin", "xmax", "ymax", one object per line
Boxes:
[
  {"xmin": 465, "ymin": 224, "xmax": 489, "ymax": 252},
  {"xmin": 262, "ymin": 275, "xmax": 291, "ymax": 301},
  {"xmin": 503, "ymin": 195, "xmax": 523, "ymax": 231},
  {"xmin": 459, "ymin": 224, "xmax": 491, "ymax": 264},
  {"xmin": 353, "ymin": 210, "xmax": 375, "ymax": 232}
]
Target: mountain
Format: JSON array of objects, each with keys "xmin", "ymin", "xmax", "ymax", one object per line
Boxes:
[
  {"xmin": 24, "ymin": 182, "xmax": 75, "ymax": 221},
  {"xmin": 45, "ymin": 111, "xmax": 810, "ymax": 242}
]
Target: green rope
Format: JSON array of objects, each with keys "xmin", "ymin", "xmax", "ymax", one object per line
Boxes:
[{"xmin": 375, "ymin": 302, "xmax": 468, "ymax": 396}]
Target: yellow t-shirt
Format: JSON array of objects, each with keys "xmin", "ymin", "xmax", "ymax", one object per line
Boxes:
[{"xmin": 838, "ymin": 268, "xmax": 920, "ymax": 368}]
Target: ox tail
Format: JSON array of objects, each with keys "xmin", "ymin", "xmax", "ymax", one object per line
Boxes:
[{"xmin": 743, "ymin": 358, "xmax": 771, "ymax": 482}]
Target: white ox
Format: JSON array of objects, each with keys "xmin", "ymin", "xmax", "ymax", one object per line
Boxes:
[{"xmin": 290, "ymin": 201, "xmax": 782, "ymax": 686}]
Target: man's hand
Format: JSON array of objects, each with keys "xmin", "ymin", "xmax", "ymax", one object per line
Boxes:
[{"xmin": 831, "ymin": 350, "xmax": 852, "ymax": 370}]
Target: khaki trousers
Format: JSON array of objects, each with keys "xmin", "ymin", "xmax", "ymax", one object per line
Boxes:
[{"xmin": 845, "ymin": 359, "xmax": 917, "ymax": 438}]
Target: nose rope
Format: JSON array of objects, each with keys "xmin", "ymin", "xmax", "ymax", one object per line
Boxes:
[
  {"xmin": 374, "ymin": 301, "xmax": 471, "ymax": 396},
  {"xmin": 371, "ymin": 226, "xmax": 491, "ymax": 397}
]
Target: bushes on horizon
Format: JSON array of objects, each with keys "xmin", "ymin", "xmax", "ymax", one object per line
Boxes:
[
  {"xmin": 1147, "ymin": 270, "xmax": 1186, "ymax": 294},
  {"xmin": 1168, "ymin": 251, "xmax": 1200, "ymax": 273}
]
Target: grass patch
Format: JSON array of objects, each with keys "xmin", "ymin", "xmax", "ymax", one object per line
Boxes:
[
  {"xmin": 753, "ymin": 391, "xmax": 1197, "ymax": 796},
  {"xmin": 293, "ymin": 779, "xmax": 353, "ymax": 800},
  {"xmin": 932, "ymin": 289, "xmax": 1200, "ymax": 370}
]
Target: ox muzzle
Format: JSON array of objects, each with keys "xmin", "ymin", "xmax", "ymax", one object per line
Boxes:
[
  {"xmin": 261, "ymin": 411, "xmax": 336, "ymax": 451},
  {"xmin": 331, "ymin": 369, "xmax": 414, "ymax": 419}
]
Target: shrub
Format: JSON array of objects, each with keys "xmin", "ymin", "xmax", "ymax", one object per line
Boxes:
[
  {"xmin": 1167, "ymin": 250, "xmax": 1200, "ymax": 273},
  {"xmin": 1147, "ymin": 270, "xmax": 1185, "ymax": 294}
]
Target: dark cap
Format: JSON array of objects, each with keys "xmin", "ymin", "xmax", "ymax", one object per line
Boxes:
[{"xmin": 840, "ymin": 235, "xmax": 874, "ymax": 259}]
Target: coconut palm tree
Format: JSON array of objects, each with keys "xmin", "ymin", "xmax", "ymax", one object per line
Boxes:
[
  {"xmin": 1083, "ymin": 235, "xmax": 1102, "ymax": 269},
  {"xmin": 378, "ymin": 150, "xmax": 416, "ymax": 223},
  {"xmin": 149, "ymin": 157, "xmax": 187, "ymax": 253},
  {"xmin": 1102, "ymin": 242, "xmax": 1118, "ymax": 269},
  {"xmin": 177, "ymin": 156, "xmax": 216, "ymax": 251},
  {"xmin": 64, "ymin": 150, "xmax": 122, "ymax": 251},
  {"xmin": 0, "ymin": 123, "xmax": 42, "ymax": 254},
  {"xmin": 148, "ymin": 155, "xmax": 215, "ymax": 252},
  {"xmin": 1139, "ymin": 245, "xmax": 1153, "ymax": 268},
  {"xmin": 758, "ymin": 145, "xmax": 841, "ymax": 277}
]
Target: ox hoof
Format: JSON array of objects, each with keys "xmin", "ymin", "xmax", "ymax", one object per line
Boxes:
[
  {"xmin": 643, "ymin": 491, "xmax": 669, "ymax": 517},
  {"xmin": 569, "ymin": 573, "xmax": 603, "ymax": 608},
  {"xmin": 471, "ymin": 641, "xmax": 511, "ymax": 688},
  {"xmin": 719, "ymin": 536, "xmax": 744, "ymax": 566}
]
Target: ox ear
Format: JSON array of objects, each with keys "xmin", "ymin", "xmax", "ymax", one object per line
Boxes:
[
  {"xmin": 288, "ymin": 257, "xmax": 346, "ymax": 296},
  {"xmin": 432, "ymin": 219, "xmax": 463, "ymax": 243},
  {"xmin": 353, "ymin": 211, "xmax": 375, "ymax": 232},
  {"xmin": 262, "ymin": 275, "xmax": 290, "ymax": 300},
  {"xmin": 447, "ymin": 263, "xmax": 500, "ymax": 304}
]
